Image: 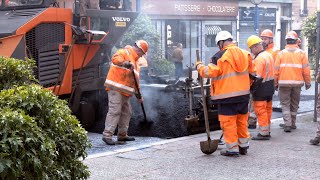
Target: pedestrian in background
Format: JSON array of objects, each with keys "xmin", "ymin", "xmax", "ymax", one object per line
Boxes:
[
  {"xmin": 172, "ymin": 43, "xmax": 184, "ymax": 80},
  {"xmin": 275, "ymin": 31, "xmax": 311, "ymax": 132},
  {"xmin": 310, "ymin": 70, "xmax": 320, "ymax": 145},
  {"xmin": 196, "ymin": 31, "xmax": 254, "ymax": 157},
  {"xmin": 103, "ymin": 40, "xmax": 149, "ymax": 145},
  {"xmin": 247, "ymin": 35, "xmax": 275, "ymax": 140}
]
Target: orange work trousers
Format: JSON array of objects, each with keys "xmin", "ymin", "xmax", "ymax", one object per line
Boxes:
[
  {"xmin": 253, "ymin": 100, "xmax": 272, "ymax": 136},
  {"xmin": 219, "ymin": 114, "xmax": 250, "ymax": 152}
]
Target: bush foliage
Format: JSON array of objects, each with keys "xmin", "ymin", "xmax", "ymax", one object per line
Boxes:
[
  {"xmin": 0, "ymin": 56, "xmax": 37, "ymax": 90},
  {"xmin": 0, "ymin": 57, "xmax": 91, "ymax": 179},
  {"xmin": 302, "ymin": 11, "xmax": 319, "ymax": 68}
]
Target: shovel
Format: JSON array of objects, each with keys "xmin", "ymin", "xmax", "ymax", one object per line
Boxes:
[
  {"xmin": 196, "ymin": 50, "xmax": 219, "ymax": 155},
  {"xmin": 132, "ymin": 70, "xmax": 154, "ymax": 128}
]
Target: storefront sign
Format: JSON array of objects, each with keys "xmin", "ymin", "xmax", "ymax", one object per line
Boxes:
[
  {"xmin": 239, "ymin": 7, "xmax": 276, "ymax": 21},
  {"xmin": 141, "ymin": 0, "xmax": 238, "ymax": 17}
]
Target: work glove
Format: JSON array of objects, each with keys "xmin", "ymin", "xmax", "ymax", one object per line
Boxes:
[
  {"xmin": 135, "ymin": 93, "xmax": 143, "ymax": 103},
  {"xmin": 123, "ymin": 61, "xmax": 133, "ymax": 70},
  {"xmin": 195, "ymin": 61, "xmax": 202, "ymax": 69},
  {"xmin": 305, "ymin": 84, "xmax": 311, "ymax": 90},
  {"xmin": 135, "ymin": 93, "xmax": 142, "ymax": 99}
]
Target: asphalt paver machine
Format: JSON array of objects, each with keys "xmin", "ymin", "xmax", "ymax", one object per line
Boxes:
[{"xmin": 0, "ymin": 0, "xmax": 138, "ymax": 128}]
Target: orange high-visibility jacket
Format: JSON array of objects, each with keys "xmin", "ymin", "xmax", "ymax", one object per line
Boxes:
[
  {"xmin": 104, "ymin": 46, "xmax": 140, "ymax": 96},
  {"xmin": 252, "ymin": 50, "xmax": 275, "ymax": 98},
  {"xmin": 265, "ymin": 43, "xmax": 280, "ymax": 62},
  {"xmin": 197, "ymin": 44, "xmax": 255, "ymax": 100},
  {"xmin": 274, "ymin": 44, "xmax": 311, "ymax": 87}
]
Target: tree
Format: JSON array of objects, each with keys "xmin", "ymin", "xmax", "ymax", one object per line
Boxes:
[
  {"xmin": 302, "ymin": 11, "xmax": 319, "ymax": 68},
  {"xmin": 118, "ymin": 13, "xmax": 174, "ymax": 75}
]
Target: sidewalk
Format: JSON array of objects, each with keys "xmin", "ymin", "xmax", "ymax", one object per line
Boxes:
[{"xmin": 84, "ymin": 112, "xmax": 320, "ymax": 180}]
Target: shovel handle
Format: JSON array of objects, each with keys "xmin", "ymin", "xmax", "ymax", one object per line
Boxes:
[
  {"xmin": 196, "ymin": 50, "xmax": 211, "ymax": 140},
  {"xmin": 132, "ymin": 70, "xmax": 148, "ymax": 122}
]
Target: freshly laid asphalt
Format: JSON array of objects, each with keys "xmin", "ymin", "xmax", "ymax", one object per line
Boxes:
[{"xmin": 84, "ymin": 112, "xmax": 320, "ymax": 180}]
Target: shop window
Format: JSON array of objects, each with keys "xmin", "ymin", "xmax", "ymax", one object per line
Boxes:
[
  {"xmin": 190, "ymin": 21, "xmax": 200, "ymax": 48},
  {"xmin": 205, "ymin": 25, "xmax": 222, "ymax": 47}
]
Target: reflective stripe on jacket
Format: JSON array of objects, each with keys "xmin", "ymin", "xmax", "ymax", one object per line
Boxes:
[
  {"xmin": 252, "ymin": 50, "xmax": 275, "ymax": 99},
  {"xmin": 197, "ymin": 44, "xmax": 254, "ymax": 100},
  {"xmin": 105, "ymin": 46, "xmax": 140, "ymax": 96},
  {"xmin": 274, "ymin": 44, "xmax": 311, "ymax": 87}
]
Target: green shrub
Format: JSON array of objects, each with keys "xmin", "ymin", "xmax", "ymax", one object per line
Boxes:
[
  {"xmin": 0, "ymin": 108, "xmax": 56, "ymax": 180},
  {"xmin": 0, "ymin": 56, "xmax": 91, "ymax": 179},
  {"xmin": 0, "ymin": 56, "xmax": 37, "ymax": 90},
  {"xmin": 0, "ymin": 84, "xmax": 91, "ymax": 179},
  {"xmin": 152, "ymin": 58, "xmax": 175, "ymax": 76}
]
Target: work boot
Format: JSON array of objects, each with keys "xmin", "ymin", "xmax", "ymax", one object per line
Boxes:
[
  {"xmin": 220, "ymin": 149, "xmax": 240, "ymax": 157},
  {"xmin": 239, "ymin": 146, "xmax": 249, "ymax": 155},
  {"xmin": 284, "ymin": 126, "xmax": 291, "ymax": 132},
  {"xmin": 279, "ymin": 123, "xmax": 297, "ymax": 129},
  {"xmin": 248, "ymin": 124, "xmax": 257, "ymax": 129},
  {"xmin": 309, "ymin": 137, "xmax": 320, "ymax": 145},
  {"xmin": 102, "ymin": 137, "xmax": 125, "ymax": 145},
  {"xmin": 118, "ymin": 136, "xmax": 135, "ymax": 141},
  {"xmin": 102, "ymin": 137, "xmax": 116, "ymax": 145},
  {"xmin": 251, "ymin": 133, "xmax": 270, "ymax": 140}
]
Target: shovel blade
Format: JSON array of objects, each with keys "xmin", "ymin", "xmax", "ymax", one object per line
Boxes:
[
  {"xmin": 200, "ymin": 139, "xmax": 219, "ymax": 154},
  {"xmin": 139, "ymin": 120, "xmax": 154, "ymax": 129}
]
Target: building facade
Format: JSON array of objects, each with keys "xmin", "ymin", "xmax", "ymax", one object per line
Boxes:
[
  {"xmin": 291, "ymin": 0, "xmax": 318, "ymax": 50},
  {"xmin": 139, "ymin": 0, "xmax": 238, "ymax": 66},
  {"xmin": 133, "ymin": 0, "xmax": 320, "ymax": 70}
]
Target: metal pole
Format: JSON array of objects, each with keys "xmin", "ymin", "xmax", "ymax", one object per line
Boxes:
[
  {"xmin": 255, "ymin": 4, "xmax": 259, "ymax": 35},
  {"xmin": 136, "ymin": 0, "xmax": 141, "ymax": 12},
  {"xmin": 314, "ymin": 12, "xmax": 320, "ymax": 122}
]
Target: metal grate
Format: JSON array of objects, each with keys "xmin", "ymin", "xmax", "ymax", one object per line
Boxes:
[
  {"xmin": 72, "ymin": 66, "xmax": 96, "ymax": 87},
  {"xmin": 26, "ymin": 23, "xmax": 65, "ymax": 87},
  {"xmin": 8, "ymin": 9, "xmax": 43, "ymax": 18}
]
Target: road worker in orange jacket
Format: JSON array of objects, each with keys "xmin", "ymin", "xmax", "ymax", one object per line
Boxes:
[
  {"xmin": 247, "ymin": 29, "xmax": 280, "ymax": 129},
  {"xmin": 275, "ymin": 31, "xmax": 311, "ymax": 132},
  {"xmin": 247, "ymin": 35, "xmax": 275, "ymax": 140},
  {"xmin": 196, "ymin": 31, "xmax": 255, "ymax": 157},
  {"xmin": 102, "ymin": 40, "xmax": 149, "ymax": 145},
  {"xmin": 260, "ymin": 29, "xmax": 280, "ymax": 61}
]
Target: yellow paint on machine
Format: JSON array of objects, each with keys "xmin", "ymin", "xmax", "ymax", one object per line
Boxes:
[{"xmin": 115, "ymin": 22, "xmax": 127, "ymax": 27}]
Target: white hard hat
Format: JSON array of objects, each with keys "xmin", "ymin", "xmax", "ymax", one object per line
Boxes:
[{"xmin": 215, "ymin": 31, "xmax": 233, "ymax": 45}]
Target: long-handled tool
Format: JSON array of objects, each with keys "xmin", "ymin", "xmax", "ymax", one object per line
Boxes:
[
  {"xmin": 218, "ymin": 133, "xmax": 225, "ymax": 145},
  {"xmin": 197, "ymin": 50, "xmax": 219, "ymax": 155},
  {"xmin": 132, "ymin": 70, "xmax": 154, "ymax": 128}
]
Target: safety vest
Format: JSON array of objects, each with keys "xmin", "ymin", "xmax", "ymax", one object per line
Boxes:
[
  {"xmin": 104, "ymin": 47, "xmax": 140, "ymax": 96},
  {"xmin": 252, "ymin": 50, "xmax": 275, "ymax": 98},
  {"xmin": 197, "ymin": 44, "xmax": 255, "ymax": 100},
  {"xmin": 274, "ymin": 44, "xmax": 311, "ymax": 87},
  {"xmin": 265, "ymin": 43, "xmax": 280, "ymax": 62}
]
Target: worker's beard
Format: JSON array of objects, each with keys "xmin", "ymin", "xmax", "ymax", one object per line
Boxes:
[{"xmin": 262, "ymin": 42, "xmax": 268, "ymax": 50}]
